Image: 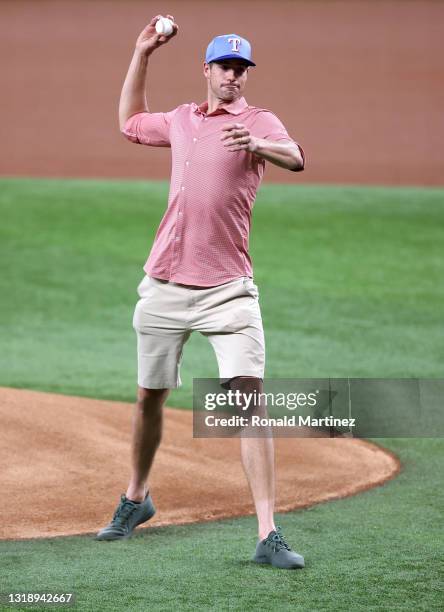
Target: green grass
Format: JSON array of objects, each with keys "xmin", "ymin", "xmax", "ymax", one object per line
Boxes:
[
  {"xmin": 0, "ymin": 178, "xmax": 443, "ymax": 610},
  {"xmin": 0, "ymin": 439, "xmax": 442, "ymax": 611},
  {"xmin": 0, "ymin": 178, "xmax": 443, "ymax": 407}
]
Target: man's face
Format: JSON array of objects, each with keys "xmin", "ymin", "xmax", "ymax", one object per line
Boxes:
[{"xmin": 204, "ymin": 59, "xmax": 249, "ymax": 101}]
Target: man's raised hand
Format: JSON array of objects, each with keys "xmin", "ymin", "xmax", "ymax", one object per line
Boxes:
[{"xmin": 135, "ymin": 15, "xmax": 178, "ymax": 56}]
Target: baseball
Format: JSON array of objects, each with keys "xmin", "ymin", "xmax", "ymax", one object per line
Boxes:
[{"xmin": 155, "ymin": 17, "xmax": 174, "ymax": 36}]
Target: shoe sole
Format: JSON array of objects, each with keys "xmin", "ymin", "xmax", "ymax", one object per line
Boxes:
[
  {"xmin": 252, "ymin": 555, "xmax": 269, "ymax": 564},
  {"xmin": 253, "ymin": 555, "xmax": 305, "ymax": 569},
  {"xmin": 95, "ymin": 507, "xmax": 156, "ymax": 541}
]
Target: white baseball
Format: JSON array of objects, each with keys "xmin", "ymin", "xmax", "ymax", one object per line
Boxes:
[{"xmin": 155, "ymin": 17, "xmax": 174, "ymax": 36}]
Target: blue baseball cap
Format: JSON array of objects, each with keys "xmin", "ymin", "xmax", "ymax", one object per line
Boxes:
[{"xmin": 205, "ymin": 34, "xmax": 256, "ymax": 67}]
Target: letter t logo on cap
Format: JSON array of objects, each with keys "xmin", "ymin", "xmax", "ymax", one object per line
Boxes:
[
  {"xmin": 228, "ymin": 37, "xmax": 241, "ymax": 52},
  {"xmin": 205, "ymin": 34, "xmax": 255, "ymax": 66}
]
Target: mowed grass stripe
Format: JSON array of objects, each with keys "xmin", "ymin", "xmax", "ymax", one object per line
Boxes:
[
  {"xmin": 0, "ymin": 178, "xmax": 443, "ymax": 610},
  {"xmin": 0, "ymin": 439, "xmax": 442, "ymax": 611},
  {"xmin": 1, "ymin": 178, "xmax": 442, "ymax": 406}
]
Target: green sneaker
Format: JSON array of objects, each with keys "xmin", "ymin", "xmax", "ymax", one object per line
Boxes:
[
  {"xmin": 95, "ymin": 493, "xmax": 156, "ymax": 541},
  {"xmin": 253, "ymin": 527, "xmax": 305, "ymax": 569}
]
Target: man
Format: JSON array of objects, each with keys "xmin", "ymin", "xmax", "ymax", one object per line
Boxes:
[{"xmin": 96, "ymin": 15, "xmax": 306, "ymax": 570}]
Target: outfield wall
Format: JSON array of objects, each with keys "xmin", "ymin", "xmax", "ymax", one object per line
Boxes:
[{"xmin": 1, "ymin": 0, "xmax": 442, "ymax": 186}]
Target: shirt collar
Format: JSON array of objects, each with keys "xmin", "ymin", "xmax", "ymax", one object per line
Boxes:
[{"xmin": 194, "ymin": 96, "xmax": 248, "ymax": 117}]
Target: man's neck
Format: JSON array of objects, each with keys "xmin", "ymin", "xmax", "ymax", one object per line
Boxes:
[
  {"xmin": 206, "ymin": 98, "xmax": 225, "ymax": 115},
  {"xmin": 206, "ymin": 91, "xmax": 240, "ymax": 115}
]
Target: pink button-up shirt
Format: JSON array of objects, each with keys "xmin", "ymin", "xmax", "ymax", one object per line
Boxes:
[{"xmin": 123, "ymin": 97, "xmax": 304, "ymax": 286}]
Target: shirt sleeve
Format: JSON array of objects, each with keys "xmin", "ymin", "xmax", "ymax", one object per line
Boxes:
[
  {"xmin": 121, "ymin": 108, "xmax": 178, "ymax": 147},
  {"xmin": 251, "ymin": 110, "xmax": 305, "ymax": 171}
]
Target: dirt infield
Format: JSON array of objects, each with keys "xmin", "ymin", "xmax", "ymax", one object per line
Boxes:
[
  {"xmin": 0, "ymin": 387, "xmax": 399, "ymax": 540},
  {"xmin": 1, "ymin": 0, "xmax": 442, "ymax": 186}
]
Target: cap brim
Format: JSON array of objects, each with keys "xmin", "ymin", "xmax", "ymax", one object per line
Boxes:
[{"xmin": 208, "ymin": 54, "xmax": 256, "ymax": 67}]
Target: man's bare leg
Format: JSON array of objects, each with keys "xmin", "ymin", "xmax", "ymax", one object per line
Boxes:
[
  {"xmin": 230, "ymin": 376, "xmax": 276, "ymax": 540},
  {"xmin": 126, "ymin": 386, "xmax": 169, "ymax": 502}
]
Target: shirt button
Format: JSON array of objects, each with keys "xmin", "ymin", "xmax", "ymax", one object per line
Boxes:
[
  {"xmin": 181, "ymin": 186, "xmax": 185, "ymax": 191},
  {"xmin": 175, "ymin": 236, "xmax": 180, "ymax": 241},
  {"xmin": 178, "ymin": 211, "xmax": 183, "ymax": 216},
  {"xmin": 185, "ymin": 161, "xmax": 189, "ymax": 166},
  {"xmin": 193, "ymin": 137, "xmax": 197, "ymax": 142}
]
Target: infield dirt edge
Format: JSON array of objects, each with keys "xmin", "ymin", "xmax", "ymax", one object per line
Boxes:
[{"xmin": 1, "ymin": 387, "xmax": 400, "ymax": 540}]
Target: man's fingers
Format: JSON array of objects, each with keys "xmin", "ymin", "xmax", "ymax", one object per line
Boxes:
[
  {"xmin": 221, "ymin": 123, "xmax": 237, "ymax": 132},
  {"xmin": 221, "ymin": 123, "xmax": 245, "ymax": 131},
  {"xmin": 164, "ymin": 14, "xmax": 179, "ymax": 37},
  {"xmin": 223, "ymin": 137, "xmax": 250, "ymax": 149},
  {"xmin": 140, "ymin": 15, "xmax": 161, "ymax": 37},
  {"xmin": 221, "ymin": 133, "xmax": 249, "ymax": 142},
  {"xmin": 221, "ymin": 123, "xmax": 251, "ymax": 150},
  {"xmin": 227, "ymin": 144, "xmax": 249, "ymax": 151},
  {"xmin": 221, "ymin": 129, "xmax": 249, "ymax": 141},
  {"xmin": 227, "ymin": 136, "xmax": 249, "ymax": 145},
  {"xmin": 223, "ymin": 136, "xmax": 248, "ymax": 144}
]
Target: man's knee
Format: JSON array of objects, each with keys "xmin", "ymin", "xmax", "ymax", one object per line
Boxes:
[
  {"xmin": 227, "ymin": 376, "xmax": 265, "ymax": 419},
  {"xmin": 137, "ymin": 386, "xmax": 169, "ymax": 410},
  {"xmin": 227, "ymin": 375, "xmax": 262, "ymax": 386}
]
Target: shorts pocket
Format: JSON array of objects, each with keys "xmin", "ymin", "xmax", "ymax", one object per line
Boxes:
[
  {"xmin": 242, "ymin": 277, "xmax": 259, "ymax": 300},
  {"xmin": 137, "ymin": 275, "xmax": 153, "ymax": 298}
]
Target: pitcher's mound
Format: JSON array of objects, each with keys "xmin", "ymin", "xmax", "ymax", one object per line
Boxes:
[{"xmin": 0, "ymin": 387, "xmax": 399, "ymax": 540}]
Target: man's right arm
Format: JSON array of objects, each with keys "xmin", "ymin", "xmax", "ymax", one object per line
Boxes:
[{"xmin": 119, "ymin": 15, "xmax": 178, "ymax": 131}]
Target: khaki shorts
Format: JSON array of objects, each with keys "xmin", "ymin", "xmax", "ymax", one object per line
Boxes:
[{"xmin": 132, "ymin": 275, "xmax": 265, "ymax": 389}]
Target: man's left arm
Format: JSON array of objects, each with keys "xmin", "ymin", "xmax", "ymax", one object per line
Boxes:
[
  {"xmin": 252, "ymin": 137, "xmax": 304, "ymax": 172},
  {"xmin": 221, "ymin": 120, "xmax": 305, "ymax": 172}
]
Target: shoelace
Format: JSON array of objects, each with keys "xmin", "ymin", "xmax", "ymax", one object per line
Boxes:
[
  {"xmin": 112, "ymin": 496, "xmax": 138, "ymax": 525},
  {"xmin": 266, "ymin": 527, "xmax": 291, "ymax": 553}
]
